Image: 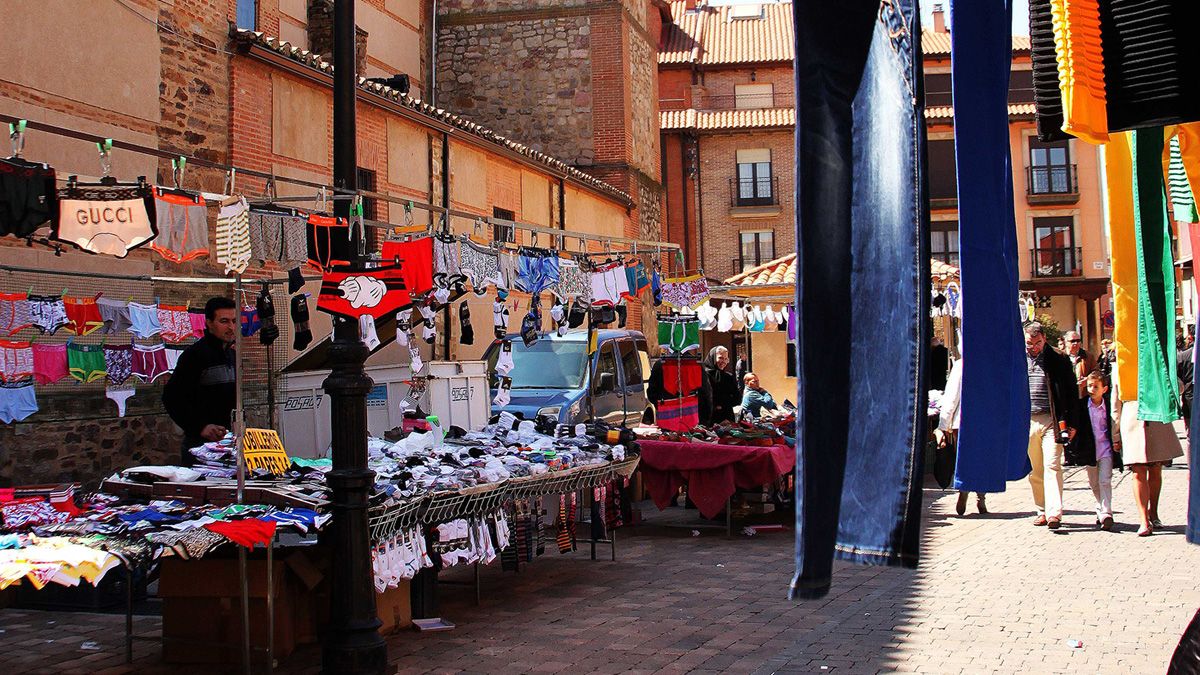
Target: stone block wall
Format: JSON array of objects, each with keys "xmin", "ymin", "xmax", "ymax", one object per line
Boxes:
[{"xmin": 436, "ymin": 15, "xmax": 595, "ymax": 166}]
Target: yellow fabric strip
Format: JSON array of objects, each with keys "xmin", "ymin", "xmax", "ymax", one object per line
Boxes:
[
  {"xmin": 1106, "ymin": 132, "xmax": 1138, "ymax": 400},
  {"xmin": 1051, "ymin": 0, "xmax": 1110, "ymax": 144}
]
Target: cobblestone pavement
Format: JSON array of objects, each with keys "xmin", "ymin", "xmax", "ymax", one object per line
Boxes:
[{"xmin": 3, "ymin": 460, "xmax": 1199, "ymax": 674}]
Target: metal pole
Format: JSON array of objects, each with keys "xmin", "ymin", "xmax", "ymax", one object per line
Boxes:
[
  {"xmin": 321, "ymin": 0, "xmax": 387, "ymax": 672},
  {"xmin": 234, "ymin": 273, "xmax": 251, "ymax": 675}
]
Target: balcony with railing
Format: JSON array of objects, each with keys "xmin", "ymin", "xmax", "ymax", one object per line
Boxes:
[
  {"xmin": 729, "ymin": 177, "xmax": 779, "ymax": 209},
  {"xmin": 659, "ymin": 91, "xmax": 795, "ymax": 112},
  {"xmin": 1026, "ymin": 164, "xmax": 1079, "ymax": 204},
  {"xmin": 1030, "ymin": 246, "xmax": 1083, "ymax": 278}
]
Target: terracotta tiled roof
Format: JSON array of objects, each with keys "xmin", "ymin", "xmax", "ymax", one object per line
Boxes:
[
  {"xmin": 233, "ymin": 30, "xmax": 632, "ymax": 205},
  {"xmin": 662, "ymin": 107, "xmax": 794, "ymax": 131},
  {"xmin": 925, "ymin": 103, "xmax": 1037, "ymax": 120},
  {"xmin": 725, "ymin": 253, "xmax": 958, "ymax": 286},
  {"xmin": 660, "ymin": 1, "xmax": 794, "ymax": 66},
  {"xmin": 922, "ymin": 30, "xmax": 1031, "ymax": 56},
  {"xmin": 661, "ymin": 6, "xmax": 1029, "ymax": 67}
]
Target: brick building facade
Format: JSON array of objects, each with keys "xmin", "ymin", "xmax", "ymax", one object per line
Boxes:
[{"xmin": 0, "ymin": 0, "xmax": 639, "ymax": 485}]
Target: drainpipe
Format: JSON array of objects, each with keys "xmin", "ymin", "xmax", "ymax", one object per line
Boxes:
[
  {"xmin": 678, "ymin": 134, "xmax": 692, "ymax": 270},
  {"xmin": 442, "ymin": 130, "xmax": 451, "ymax": 361},
  {"xmin": 692, "ymin": 133, "xmax": 705, "ymax": 274},
  {"xmin": 430, "ymin": 0, "xmax": 438, "ymax": 105}
]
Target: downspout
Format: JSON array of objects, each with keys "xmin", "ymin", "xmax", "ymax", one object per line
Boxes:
[
  {"xmin": 442, "ymin": 130, "xmax": 451, "ymax": 360},
  {"xmin": 430, "ymin": 0, "xmax": 438, "ymax": 105},
  {"xmin": 692, "ymin": 133, "xmax": 705, "ymax": 274},
  {"xmin": 678, "ymin": 134, "xmax": 691, "ymax": 270},
  {"xmin": 559, "ymin": 177, "xmax": 566, "ymax": 231}
]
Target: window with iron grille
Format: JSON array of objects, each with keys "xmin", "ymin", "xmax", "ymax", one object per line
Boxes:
[
  {"xmin": 1029, "ymin": 138, "xmax": 1073, "ymax": 194},
  {"xmin": 931, "ymin": 221, "xmax": 959, "ymax": 266},
  {"xmin": 735, "ymin": 149, "xmax": 773, "ymax": 206},
  {"xmin": 739, "ymin": 230, "xmax": 774, "ymax": 272},
  {"xmin": 357, "ymin": 167, "xmax": 379, "ymax": 252},
  {"xmin": 492, "ymin": 207, "xmax": 515, "ymax": 244}
]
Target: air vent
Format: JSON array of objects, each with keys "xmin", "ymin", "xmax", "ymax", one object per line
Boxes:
[{"xmin": 729, "ymin": 4, "xmax": 763, "ymax": 19}]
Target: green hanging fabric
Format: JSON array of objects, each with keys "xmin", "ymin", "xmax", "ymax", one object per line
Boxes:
[
  {"xmin": 1131, "ymin": 128, "xmax": 1180, "ymax": 422},
  {"xmin": 1168, "ymin": 136, "xmax": 1199, "ymax": 223}
]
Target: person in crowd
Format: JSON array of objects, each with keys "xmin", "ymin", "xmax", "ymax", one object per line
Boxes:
[
  {"xmin": 741, "ymin": 372, "xmax": 778, "ymax": 418},
  {"xmin": 1097, "ymin": 338, "xmax": 1116, "ymax": 378},
  {"xmin": 1024, "ymin": 322, "xmax": 1079, "ymax": 530},
  {"xmin": 1063, "ymin": 330, "xmax": 1095, "ymax": 399},
  {"xmin": 935, "ymin": 357, "xmax": 987, "ymax": 515},
  {"xmin": 162, "ymin": 296, "xmax": 238, "ymax": 466},
  {"xmin": 1119, "ymin": 389, "xmax": 1185, "ymax": 537},
  {"xmin": 929, "ymin": 336, "xmax": 949, "ymax": 391},
  {"xmin": 702, "ymin": 346, "xmax": 740, "ymax": 424},
  {"xmin": 1066, "ymin": 371, "xmax": 1121, "ymax": 531},
  {"xmin": 1179, "ymin": 338, "xmax": 1194, "ymax": 433},
  {"xmin": 646, "ymin": 347, "xmax": 713, "ymax": 425}
]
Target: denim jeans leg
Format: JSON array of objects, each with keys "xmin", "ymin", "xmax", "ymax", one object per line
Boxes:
[
  {"xmin": 791, "ymin": 0, "xmax": 929, "ymax": 600},
  {"xmin": 951, "ymin": 0, "xmax": 1033, "ymax": 494}
]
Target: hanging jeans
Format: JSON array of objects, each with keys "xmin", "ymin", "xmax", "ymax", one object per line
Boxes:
[
  {"xmin": 1131, "ymin": 129, "xmax": 1180, "ymax": 422},
  {"xmin": 790, "ymin": 0, "xmax": 929, "ymax": 601},
  {"xmin": 952, "ymin": 0, "xmax": 1033, "ymax": 494}
]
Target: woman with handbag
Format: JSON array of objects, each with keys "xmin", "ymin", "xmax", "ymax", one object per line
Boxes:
[{"xmin": 936, "ymin": 358, "xmax": 988, "ymax": 515}]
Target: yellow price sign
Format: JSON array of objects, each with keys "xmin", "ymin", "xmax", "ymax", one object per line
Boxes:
[{"xmin": 241, "ymin": 428, "xmax": 291, "ymax": 475}]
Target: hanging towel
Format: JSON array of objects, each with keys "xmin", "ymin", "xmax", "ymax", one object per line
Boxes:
[
  {"xmin": 1106, "ymin": 133, "xmax": 1140, "ymax": 400},
  {"xmin": 1048, "ymin": 0, "xmax": 1109, "ymax": 143}
]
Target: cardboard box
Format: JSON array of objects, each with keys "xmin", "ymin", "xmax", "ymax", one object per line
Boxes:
[
  {"xmin": 158, "ymin": 557, "xmax": 296, "ymax": 664},
  {"xmin": 376, "ymin": 580, "xmax": 413, "ymax": 634}
]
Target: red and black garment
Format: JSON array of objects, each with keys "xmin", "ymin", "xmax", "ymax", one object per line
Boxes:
[
  {"xmin": 306, "ymin": 214, "xmax": 354, "ymax": 271},
  {"xmin": 316, "ymin": 263, "xmax": 413, "ymax": 321}
]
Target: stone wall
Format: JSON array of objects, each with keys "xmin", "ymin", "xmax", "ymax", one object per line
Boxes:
[{"xmin": 436, "ymin": 16, "xmax": 595, "ymax": 166}]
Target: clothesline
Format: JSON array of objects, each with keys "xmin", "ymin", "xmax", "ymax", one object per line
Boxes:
[{"xmin": 4, "ymin": 114, "xmax": 681, "ymax": 256}]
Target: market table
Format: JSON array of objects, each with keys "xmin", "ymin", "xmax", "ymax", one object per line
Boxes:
[{"xmin": 636, "ymin": 440, "xmax": 794, "ymax": 527}]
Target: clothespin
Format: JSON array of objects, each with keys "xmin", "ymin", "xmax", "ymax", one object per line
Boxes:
[
  {"xmin": 403, "ymin": 201, "xmax": 414, "ymax": 228},
  {"xmin": 265, "ymin": 175, "xmax": 277, "ymax": 201},
  {"xmin": 97, "ymin": 139, "xmax": 113, "ymax": 179},
  {"xmin": 223, "ymin": 168, "xmax": 237, "ymax": 195},
  {"xmin": 676, "ymin": 249, "xmax": 685, "ymax": 273},
  {"xmin": 557, "ymin": 233, "xmax": 564, "ymax": 252},
  {"xmin": 318, "ymin": 186, "xmax": 328, "ymax": 212},
  {"xmin": 171, "ymin": 156, "xmax": 187, "ymax": 189},
  {"xmin": 350, "ymin": 195, "xmax": 366, "ymax": 256},
  {"xmin": 8, "ymin": 120, "xmax": 26, "ymax": 158}
]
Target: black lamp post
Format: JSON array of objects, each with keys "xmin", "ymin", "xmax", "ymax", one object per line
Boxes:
[{"xmin": 320, "ymin": 0, "xmax": 388, "ymax": 672}]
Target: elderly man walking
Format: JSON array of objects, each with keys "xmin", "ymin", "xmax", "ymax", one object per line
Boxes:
[
  {"xmin": 1024, "ymin": 323, "xmax": 1080, "ymax": 529},
  {"xmin": 1063, "ymin": 330, "xmax": 1094, "ymax": 398}
]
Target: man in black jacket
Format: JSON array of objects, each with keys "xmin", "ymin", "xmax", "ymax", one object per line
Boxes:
[
  {"xmin": 163, "ymin": 296, "xmax": 238, "ymax": 465},
  {"xmin": 1024, "ymin": 322, "xmax": 1079, "ymax": 530}
]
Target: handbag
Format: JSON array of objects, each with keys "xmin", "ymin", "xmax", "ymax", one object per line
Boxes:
[{"xmin": 933, "ymin": 432, "xmax": 957, "ymax": 490}]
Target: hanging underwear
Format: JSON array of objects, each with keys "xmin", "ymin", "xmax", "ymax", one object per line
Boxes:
[
  {"xmin": 96, "ymin": 298, "xmax": 131, "ymax": 335},
  {"xmin": 0, "ymin": 293, "xmax": 32, "ymax": 335},
  {"xmin": 0, "ymin": 157, "xmax": 57, "ymax": 238},
  {"xmin": 103, "ymin": 343, "xmax": 133, "ymax": 386},
  {"xmin": 0, "ymin": 382, "xmax": 38, "ymax": 424},
  {"xmin": 158, "ymin": 305, "xmax": 192, "ymax": 342},
  {"xmin": 151, "ymin": 187, "xmax": 209, "ymax": 263},
  {"xmin": 497, "ymin": 251, "xmax": 518, "ymax": 290},
  {"xmin": 188, "ymin": 308, "xmax": 206, "ymax": 338},
  {"xmin": 132, "ymin": 344, "xmax": 169, "ymax": 383},
  {"xmin": 164, "ymin": 344, "xmax": 185, "ymax": 372},
  {"xmin": 54, "ymin": 183, "xmax": 157, "ymax": 258},
  {"xmin": 432, "ymin": 234, "xmax": 463, "ymax": 289},
  {"xmin": 657, "ymin": 316, "xmax": 700, "ymax": 355},
  {"xmin": 63, "ymin": 295, "xmax": 104, "ymax": 336},
  {"xmin": 106, "ymin": 386, "xmax": 135, "ymax": 418},
  {"xmin": 660, "ymin": 274, "xmax": 711, "ymax": 310},
  {"xmin": 305, "ymin": 214, "xmax": 353, "ymax": 271},
  {"xmin": 128, "ymin": 302, "xmax": 162, "ymax": 339},
  {"xmin": 249, "ymin": 206, "xmax": 308, "ymax": 268},
  {"xmin": 651, "ymin": 268, "xmax": 663, "ymax": 306},
  {"xmin": 215, "ymin": 196, "xmax": 252, "ymax": 275},
  {"xmin": 240, "ymin": 307, "xmax": 260, "ymax": 337},
  {"xmin": 516, "ymin": 248, "xmax": 561, "ymax": 295},
  {"xmin": 551, "ymin": 259, "xmax": 592, "ymax": 303},
  {"xmin": 661, "ymin": 359, "xmax": 703, "ymax": 397},
  {"xmin": 67, "ymin": 344, "xmax": 106, "ymax": 383},
  {"xmin": 589, "ymin": 261, "xmax": 630, "ymax": 307},
  {"xmin": 381, "ymin": 237, "xmax": 435, "ymax": 297},
  {"xmin": 458, "ymin": 238, "xmax": 502, "ymax": 294},
  {"xmin": 623, "ymin": 260, "xmax": 650, "ymax": 300},
  {"xmin": 359, "ymin": 314, "xmax": 381, "ymax": 351},
  {"xmin": 317, "ymin": 263, "xmax": 413, "ymax": 321},
  {"xmin": 31, "ymin": 343, "xmax": 68, "ymax": 384},
  {"xmin": 656, "ymin": 395, "xmax": 700, "ymax": 433},
  {"xmin": 0, "ymin": 340, "xmax": 34, "ymax": 382},
  {"xmin": 28, "ymin": 295, "xmax": 68, "ymax": 335}
]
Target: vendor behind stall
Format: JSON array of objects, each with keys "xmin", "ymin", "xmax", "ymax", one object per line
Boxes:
[
  {"xmin": 741, "ymin": 372, "xmax": 778, "ymax": 418},
  {"xmin": 163, "ymin": 296, "xmax": 238, "ymax": 465},
  {"xmin": 703, "ymin": 346, "xmax": 740, "ymax": 423}
]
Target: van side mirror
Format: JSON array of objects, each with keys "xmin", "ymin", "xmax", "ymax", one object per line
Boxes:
[{"xmin": 596, "ymin": 371, "xmax": 616, "ymax": 393}]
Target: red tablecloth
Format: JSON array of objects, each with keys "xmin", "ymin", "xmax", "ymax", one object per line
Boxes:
[{"xmin": 637, "ymin": 440, "xmax": 795, "ymax": 519}]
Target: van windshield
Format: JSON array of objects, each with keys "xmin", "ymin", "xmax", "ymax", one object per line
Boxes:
[{"xmin": 487, "ymin": 340, "xmax": 589, "ymax": 389}]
